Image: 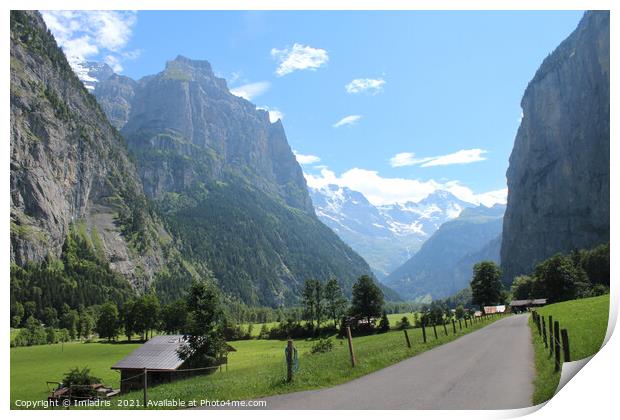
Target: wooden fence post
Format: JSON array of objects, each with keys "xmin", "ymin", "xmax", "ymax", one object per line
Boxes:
[
  {"xmin": 458, "ymin": 319, "xmax": 462, "ymax": 330},
  {"xmin": 346, "ymin": 327, "xmax": 356, "ymax": 367},
  {"xmin": 432, "ymin": 323, "xmax": 438, "ymax": 339},
  {"xmin": 548, "ymin": 316, "xmax": 554, "ymax": 357},
  {"xmin": 452, "ymin": 319, "xmax": 456, "ymax": 334},
  {"xmin": 561, "ymin": 329, "xmax": 571, "ymax": 363},
  {"xmin": 143, "ymin": 367, "xmax": 148, "ymax": 407},
  {"xmin": 286, "ymin": 340, "xmax": 294, "ymax": 381},
  {"xmin": 443, "ymin": 321, "xmax": 448, "ymax": 336},
  {"xmin": 465, "ymin": 317, "xmax": 469, "ymax": 328},
  {"xmin": 403, "ymin": 329, "xmax": 411, "ymax": 348},
  {"xmin": 421, "ymin": 322, "xmax": 427, "ymax": 343},
  {"xmin": 554, "ymin": 321, "xmax": 561, "ymax": 372},
  {"xmin": 542, "ymin": 317, "xmax": 548, "ymax": 348}
]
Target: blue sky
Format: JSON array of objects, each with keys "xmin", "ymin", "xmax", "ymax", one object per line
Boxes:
[{"xmin": 42, "ymin": 10, "xmax": 584, "ymax": 206}]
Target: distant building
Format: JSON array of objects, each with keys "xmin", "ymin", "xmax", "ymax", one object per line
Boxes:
[
  {"xmin": 483, "ymin": 305, "xmax": 506, "ymax": 314},
  {"xmin": 111, "ymin": 335, "xmax": 235, "ymax": 393},
  {"xmin": 509, "ymin": 299, "xmax": 547, "ymax": 313}
]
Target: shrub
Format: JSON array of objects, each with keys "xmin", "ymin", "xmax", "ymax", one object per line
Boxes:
[
  {"xmin": 258, "ymin": 323, "xmax": 270, "ymax": 339},
  {"xmin": 397, "ymin": 316, "xmax": 411, "ymax": 330},
  {"xmin": 310, "ymin": 338, "xmax": 334, "ymax": 354},
  {"xmin": 378, "ymin": 311, "xmax": 390, "ymax": 333},
  {"xmin": 62, "ymin": 367, "xmax": 102, "ymax": 398}
]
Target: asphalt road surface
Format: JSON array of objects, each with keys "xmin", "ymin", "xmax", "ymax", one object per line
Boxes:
[{"xmin": 253, "ymin": 314, "xmax": 534, "ymax": 410}]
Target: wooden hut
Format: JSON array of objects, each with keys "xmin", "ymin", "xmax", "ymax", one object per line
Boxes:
[{"xmin": 111, "ymin": 335, "xmax": 235, "ymax": 393}]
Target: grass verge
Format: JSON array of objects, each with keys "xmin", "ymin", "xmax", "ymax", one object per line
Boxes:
[{"xmin": 528, "ymin": 294, "xmax": 609, "ymax": 405}]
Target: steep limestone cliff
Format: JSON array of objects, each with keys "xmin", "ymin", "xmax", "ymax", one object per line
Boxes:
[
  {"xmin": 10, "ymin": 11, "xmax": 167, "ymax": 290},
  {"xmin": 501, "ymin": 11, "xmax": 610, "ymax": 283}
]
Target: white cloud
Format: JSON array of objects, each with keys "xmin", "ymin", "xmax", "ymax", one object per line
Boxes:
[
  {"xmin": 333, "ymin": 115, "xmax": 362, "ymax": 128},
  {"xmin": 475, "ymin": 188, "xmax": 508, "ymax": 207},
  {"xmin": 389, "ymin": 152, "xmax": 424, "ymax": 167},
  {"xmin": 305, "ymin": 167, "xmax": 506, "ymax": 207},
  {"xmin": 41, "ymin": 11, "xmax": 137, "ymax": 79},
  {"xmin": 345, "ymin": 78, "xmax": 386, "ymax": 94},
  {"xmin": 270, "ymin": 43, "xmax": 328, "ymax": 76},
  {"xmin": 293, "ymin": 151, "xmax": 321, "ymax": 165},
  {"xmin": 104, "ymin": 55, "xmax": 122, "ymax": 73},
  {"xmin": 256, "ymin": 106, "xmax": 284, "ymax": 123},
  {"xmin": 230, "ymin": 81, "xmax": 270, "ymax": 101},
  {"xmin": 389, "ymin": 149, "xmax": 488, "ymax": 168}
]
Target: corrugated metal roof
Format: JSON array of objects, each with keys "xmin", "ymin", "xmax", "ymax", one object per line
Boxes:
[{"xmin": 111, "ymin": 335, "xmax": 186, "ymax": 371}]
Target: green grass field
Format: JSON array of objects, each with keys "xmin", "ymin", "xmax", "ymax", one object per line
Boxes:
[
  {"xmin": 529, "ymin": 294, "xmax": 609, "ymax": 405},
  {"xmin": 10, "ymin": 341, "xmax": 140, "ymax": 408},
  {"xmin": 113, "ymin": 314, "xmax": 504, "ymax": 409}
]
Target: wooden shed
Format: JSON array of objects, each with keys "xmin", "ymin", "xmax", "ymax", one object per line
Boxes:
[
  {"xmin": 509, "ymin": 298, "xmax": 547, "ymax": 313},
  {"xmin": 111, "ymin": 335, "xmax": 235, "ymax": 393}
]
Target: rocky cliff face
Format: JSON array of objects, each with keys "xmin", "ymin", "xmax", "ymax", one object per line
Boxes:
[
  {"xmin": 94, "ymin": 56, "xmax": 313, "ymax": 213},
  {"xmin": 385, "ymin": 205, "xmax": 505, "ymax": 300},
  {"xmin": 10, "ymin": 11, "xmax": 166, "ymax": 290},
  {"xmin": 84, "ymin": 62, "xmax": 137, "ymax": 130},
  {"xmin": 501, "ymin": 11, "xmax": 610, "ymax": 284}
]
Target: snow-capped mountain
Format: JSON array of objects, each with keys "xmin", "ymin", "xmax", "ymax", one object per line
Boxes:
[
  {"xmin": 80, "ymin": 61, "xmax": 115, "ymax": 90},
  {"xmin": 309, "ymin": 185, "xmax": 476, "ymax": 278}
]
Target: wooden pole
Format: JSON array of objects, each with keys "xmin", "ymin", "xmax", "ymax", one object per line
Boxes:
[
  {"xmin": 443, "ymin": 321, "xmax": 448, "ymax": 336},
  {"xmin": 346, "ymin": 326, "xmax": 356, "ymax": 367},
  {"xmin": 432, "ymin": 323, "xmax": 438, "ymax": 339},
  {"xmin": 286, "ymin": 340, "xmax": 294, "ymax": 381},
  {"xmin": 548, "ymin": 316, "xmax": 554, "ymax": 357},
  {"xmin": 452, "ymin": 319, "xmax": 456, "ymax": 334},
  {"xmin": 421, "ymin": 322, "xmax": 427, "ymax": 343},
  {"xmin": 458, "ymin": 319, "xmax": 462, "ymax": 330},
  {"xmin": 554, "ymin": 321, "xmax": 561, "ymax": 372},
  {"xmin": 542, "ymin": 317, "xmax": 548, "ymax": 348},
  {"xmin": 464, "ymin": 317, "xmax": 468, "ymax": 328},
  {"xmin": 143, "ymin": 367, "xmax": 148, "ymax": 407},
  {"xmin": 403, "ymin": 329, "xmax": 411, "ymax": 348},
  {"xmin": 561, "ymin": 329, "xmax": 571, "ymax": 362}
]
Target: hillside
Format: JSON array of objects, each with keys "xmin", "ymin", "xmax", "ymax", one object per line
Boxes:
[
  {"xmin": 385, "ymin": 204, "xmax": 505, "ymax": 300},
  {"xmin": 501, "ymin": 11, "xmax": 610, "ymax": 284}
]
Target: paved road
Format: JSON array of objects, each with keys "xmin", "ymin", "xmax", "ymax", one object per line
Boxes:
[{"xmin": 255, "ymin": 314, "xmax": 534, "ymax": 410}]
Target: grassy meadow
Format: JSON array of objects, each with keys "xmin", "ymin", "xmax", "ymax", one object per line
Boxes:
[{"xmin": 529, "ymin": 294, "xmax": 609, "ymax": 405}]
